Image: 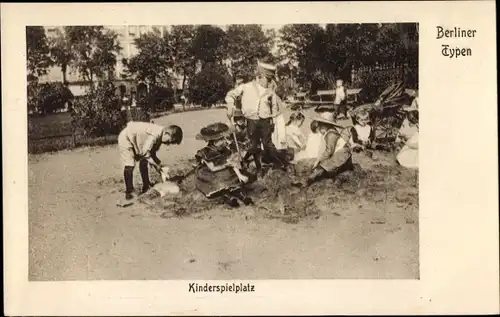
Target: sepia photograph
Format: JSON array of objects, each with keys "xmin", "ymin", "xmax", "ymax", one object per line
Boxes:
[
  {"xmin": 4, "ymin": 1, "xmax": 498, "ymax": 315},
  {"xmin": 27, "ymin": 23, "xmax": 419, "ymax": 280}
]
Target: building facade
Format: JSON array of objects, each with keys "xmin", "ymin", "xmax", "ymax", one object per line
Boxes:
[{"xmin": 40, "ymin": 25, "xmax": 173, "ymax": 92}]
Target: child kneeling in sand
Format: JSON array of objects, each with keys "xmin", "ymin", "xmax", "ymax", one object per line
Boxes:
[
  {"xmin": 118, "ymin": 121, "xmax": 183, "ymax": 201},
  {"xmin": 292, "ymin": 112, "xmax": 353, "ymax": 187},
  {"xmin": 293, "ymin": 120, "xmax": 323, "ymax": 162},
  {"xmin": 194, "ymin": 122, "xmax": 256, "ymax": 208}
]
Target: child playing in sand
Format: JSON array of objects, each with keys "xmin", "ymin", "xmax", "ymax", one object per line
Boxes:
[
  {"xmin": 293, "ymin": 120, "xmax": 323, "ymax": 162},
  {"xmin": 194, "ymin": 122, "xmax": 255, "ymax": 208},
  {"xmin": 348, "ymin": 109, "xmax": 377, "ymax": 160},
  {"xmin": 285, "ymin": 112, "xmax": 306, "ymax": 152},
  {"xmin": 118, "ymin": 121, "xmax": 183, "ymax": 201},
  {"xmin": 292, "ymin": 111, "xmax": 353, "ymax": 187}
]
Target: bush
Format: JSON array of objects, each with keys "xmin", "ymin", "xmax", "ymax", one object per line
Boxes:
[
  {"xmin": 275, "ymin": 78, "xmax": 295, "ymax": 100},
  {"xmin": 27, "ymin": 82, "xmax": 73, "ymax": 115},
  {"xmin": 136, "ymin": 94, "xmax": 150, "ymax": 110},
  {"xmin": 27, "ymin": 80, "xmax": 39, "ymax": 114},
  {"xmin": 190, "ymin": 62, "xmax": 233, "ymax": 107},
  {"xmin": 149, "ymin": 86, "xmax": 175, "ymax": 111},
  {"xmin": 125, "ymin": 108, "xmax": 151, "ymax": 123},
  {"xmin": 71, "ymin": 81, "xmax": 126, "ymax": 137}
]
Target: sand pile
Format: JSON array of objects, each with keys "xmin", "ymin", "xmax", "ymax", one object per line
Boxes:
[
  {"xmin": 120, "ymin": 152, "xmax": 418, "ymax": 224},
  {"xmin": 245, "ymin": 169, "xmax": 322, "ymax": 223}
]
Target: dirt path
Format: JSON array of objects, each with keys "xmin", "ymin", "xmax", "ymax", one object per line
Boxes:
[{"xmin": 29, "ymin": 108, "xmax": 418, "ymax": 280}]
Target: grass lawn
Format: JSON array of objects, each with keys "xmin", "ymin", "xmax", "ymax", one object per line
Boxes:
[
  {"xmin": 28, "ymin": 112, "xmax": 119, "ymax": 154},
  {"xmin": 28, "ymin": 112, "xmax": 74, "ymax": 139},
  {"xmin": 27, "ymin": 106, "xmax": 228, "ymax": 154}
]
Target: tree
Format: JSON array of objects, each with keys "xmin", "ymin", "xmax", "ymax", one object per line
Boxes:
[
  {"xmin": 225, "ymin": 25, "xmax": 274, "ymax": 82},
  {"xmin": 189, "ymin": 62, "xmax": 232, "ymax": 107},
  {"xmin": 322, "ymin": 24, "xmax": 367, "ymax": 84},
  {"xmin": 125, "ymin": 28, "xmax": 173, "ymax": 88},
  {"xmin": 191, "ymin": 25, "xmax": 228, "ymax": 68},
  {"xmin": 27, "ymin": 82, "xmax": 73, "ymax": 115},
  {"xmin": 170, "ymin": 25, "xmax": 197, "ymax": 109},
  {"xmin": 27, "ymin": 80, "xmax": 41, "ymax": 114},
  {"xmin": 64, "ymin": 26, "xmax": 122, "ymax": 83},
  {"xmin": 277, "ymin": 24, "xmax": 326, "ymax": 89},
  {"xmin": 48, "ymin": 28, "xmax": 73, "ymax": 85},
  {"xmin": 26, "ymin": 26, "xmax": 53, "ymax": 81},
  {"xmin": 37, "ymin": 83, "xmax": 74, "ymax": 115},
  {"xmin": 71, "ymin": 81, "xmax": 125, "ymax": 137}
]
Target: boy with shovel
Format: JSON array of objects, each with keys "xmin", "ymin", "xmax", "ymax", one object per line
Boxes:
[{"xmin": 117, "ymin": 121, "xmax": 183, "ymax": 201}]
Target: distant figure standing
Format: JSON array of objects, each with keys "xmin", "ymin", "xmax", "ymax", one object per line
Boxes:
[
  {"xmin": 180, "ymin": 95, "xmax": 188, "ymax": 108},
  {"xmin": 121, "ymin": 96, "xmax": 130, "ymax": 111},
  {"xmin": 130, "ymin": 92, "xmax": 137, "ymax": 108},
  {"xmin": 334, "ymin": 79, "xmax": 348, "ymax": 119}
]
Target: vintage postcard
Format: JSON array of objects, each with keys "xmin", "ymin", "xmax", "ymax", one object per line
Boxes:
[{"xmin": 2, "ymin": 1, "xmax": 498, "ymax": 315}]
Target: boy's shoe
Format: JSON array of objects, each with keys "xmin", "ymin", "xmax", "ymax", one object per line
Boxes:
[
  {"xmin": 291, "ymin": 177, "xmax": 305, "ymax": 187},
  {"xmin": 241, "ymin": 196, "xmax": 254, "ymax": 206},
  {"xmin": 223, "ymin": 195, "xmax": 240, "ymax": 208},
  {"xmin": 233, "ymin": 191, "xmax": 254, "ymax": 206},
  {"xmin": 125, "ymin": 192, "xmax": 135, "ymax": 200},
  {"xmin": 141, "ymin": 185, "xmax": 151, "ymax": 194}
]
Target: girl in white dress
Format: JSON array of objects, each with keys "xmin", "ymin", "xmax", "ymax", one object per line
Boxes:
[
  {"xmin": 350, "ymin": 109, "xmax": 374, "ymax": 151},
  {"xmin": 396, "ymin": 103, "xmax": 419, "ymax": 169},
  {"xmin": 293, "ymin": 120, "xmax": 324, "ymax": 162},
  {"xmin": 285, "ymin": 112, "xmax": 306, "ymax": 151},
  {"xmin": 268, "ymin": 82, "xmax": 288, "ymax": 151}
]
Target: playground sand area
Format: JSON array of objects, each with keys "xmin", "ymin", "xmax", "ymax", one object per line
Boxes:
[
  {"xmin": 112, "ymin": 151, "xmax": 418, "ymax": 225},
  {"xmin": 29, "ymin": 108, "xmax": 419, "ymax": 280}
]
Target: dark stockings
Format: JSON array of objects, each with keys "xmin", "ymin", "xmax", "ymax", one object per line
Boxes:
[
  {"xmin": 139, "ymin": 159, "xmax": 151, "ymax": 193},
  {"xmin": 124, "ymin": 166, "xmax": 134, "ymax": 195}
]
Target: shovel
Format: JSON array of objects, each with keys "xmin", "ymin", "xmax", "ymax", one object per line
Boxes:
[
  {"xmin": 116, "ymin": 181, "xmax": 181, "ymax": 208},
  {"xmin": 116, "ymin": 166, "xmax": 197, "ymax": 208}
]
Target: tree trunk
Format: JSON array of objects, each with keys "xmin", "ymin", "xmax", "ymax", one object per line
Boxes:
[
  {"xmin": 181, "ymin": 72, "xmax": 187, "ymax": 111},
  {"xmin": 173, "ymin": 86, "xmax": 178, "ymax": 110},
  {"xmin": 150, "ymin": 81, "xmax": 157, "ymax": 113},
  {"xmin": 62, "ymin": 64, "xmax": 68, "ymax": 86}
]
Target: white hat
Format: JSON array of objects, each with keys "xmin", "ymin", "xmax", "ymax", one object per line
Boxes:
[{"xmin": 309, "ymin": 111, "xmax": 345, "ymax": 129}]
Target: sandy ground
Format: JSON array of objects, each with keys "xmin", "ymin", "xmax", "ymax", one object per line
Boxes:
[{"xmin": 29, "ymin": 108, "xmax": 419, "ymax": 280}]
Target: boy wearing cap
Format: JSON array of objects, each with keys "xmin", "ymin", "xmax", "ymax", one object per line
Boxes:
[
  {"xmin": 118, "ymin": 121, "xmax": 183, "ymax": 200},
  {"xmin": 225, "ymin": 61, "xmax": 288, "ymax": 176}
]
